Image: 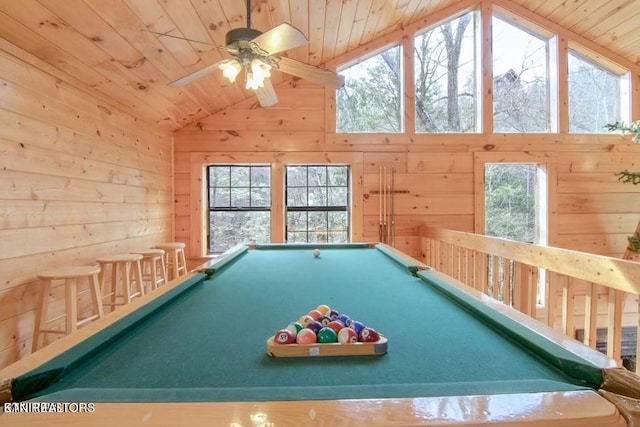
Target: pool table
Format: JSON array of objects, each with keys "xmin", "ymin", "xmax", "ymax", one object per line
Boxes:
[{"xmin": 0, "ymin": 243, "xmax": 637, "ymax": 425}]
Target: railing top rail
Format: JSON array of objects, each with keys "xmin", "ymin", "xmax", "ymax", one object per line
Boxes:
[{"xmin": 420, "ymin": 226, "xmax": 640, "ymax": 295}]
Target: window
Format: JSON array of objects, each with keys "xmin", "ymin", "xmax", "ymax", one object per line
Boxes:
[
  {"xmin": 336, "ymin": 45, "xmax": 402, "ymax": 133},
  {"xmin": 492, "ymin": 15, "xmax": 551, "ymax": 133},
  {"xmin": 414, "ymin": 11, "xmax": 478, "ymax": 133},
  {"xmin": 286, "ymin": 165, "xmax": 350, "ymax": 243},
  {"xmin": 207, "ymin": 165, "xmax": 271, "ymax": 253},
  {"xmin": 568, "ymin": 51, "xmax": 629, "ymax": 133}
]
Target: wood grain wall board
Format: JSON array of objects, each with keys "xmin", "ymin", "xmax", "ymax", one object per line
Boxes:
[
  {"xmin": 0, "ymin": 109, "xmax": 172, "ymax": 173},
  {"xmin": 554, "ymin": 233, "xmax": 631, "ymax": 255},
  {"xmin": 407, "ymin": 153, "xmax": 475, "ymax": 173},
  {"xmin": 363, "ymin": 214, "xmax": 474, "ymax": 236},
  {"xmin": 189, "ymin": 108, "xmax": 325, "ymax": 132},
  {"xmin": 0, "ymin": 218, "xmax": 167, "ymax": 261},
  {"xmin": 557, "ymin": 172, "xmax": 640, "ymax": 193},
  {"xmin": 556, "ymin": 214, "xmax": 640, "ymax": 235},
  {"xmin": 362, "ymin": 152, "xmax": 409, "ymax": 173},
  {"xmin": 0, "ymin": 170, "xmax": 171, "ymax": 205},
  {"xmin": 557, "ymin": 152, "xmax": 640, "ymax": 173},
  {"xmin": 174, "ymin": 130, "xmax": 326, "ymax": 153},
  {"xmin": 558, "ymin": 193, "xmax": 640, "ymax": 214},
  {"xmin": 363, "ymin": 172, "xmax": 474, "ymax": 195},
  {"xmin": 0, "ymin": 138, "xmax": 170, "ymax": 190},
  {"xmin": 0, "ymin": 200, "xmax": 169, "ymax": 230},
  {"xmin": 0, "ymin": 235, "xmax": 169, "ymax": 292},
  {"xmin": 363, "ymin": 193, "xmax": 475, "ymax": 216}
]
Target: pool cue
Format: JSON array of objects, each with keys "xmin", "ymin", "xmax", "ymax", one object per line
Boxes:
[
  {"xmin": 382, "ymin": 167, "xmax": 386, "ymax": 243},
  {"xmin": 378, "ymin": 166, "xmax": 383, "ymax": 242},
  {"xmin": 391, "ymin": 167, "xmax": 395, "ymax": 246},
  {"xmin": 386, "ymin": 168, "xmax": 391, "ymax": 244}
]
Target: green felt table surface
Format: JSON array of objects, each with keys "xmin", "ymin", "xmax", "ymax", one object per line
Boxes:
[{"xmin": 15, "ymin": 244, "xmax": 601, "ymax": 402}]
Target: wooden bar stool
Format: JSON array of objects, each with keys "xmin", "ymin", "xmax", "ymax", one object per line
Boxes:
[
  {"xmin": 33, "ymin": 265, "xmax": 104, "ymax": 352},
  {"xmin": 155, "ymin": 242, "xmax": 187, "ymax": 281},
  {"xmin": 96, "ymin": 253, "xmax": 144, "ymax": 311},
  {"xmin": 131, "ymin": 249, "xmax": 167, "ymax": 292}
]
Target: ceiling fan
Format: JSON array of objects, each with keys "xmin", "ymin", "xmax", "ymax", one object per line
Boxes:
[{"xmin": 163, "ymin": 0, "xmax": 345, "ymax": 107}]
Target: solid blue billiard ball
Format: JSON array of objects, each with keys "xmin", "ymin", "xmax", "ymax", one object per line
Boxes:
[
  {"xmin": 349, "ymin": 320, "xmax": 365, "ymax": 335},
  {"xmin": 337, "ymin": 314, "xmax": 352, "ymax": 327}
]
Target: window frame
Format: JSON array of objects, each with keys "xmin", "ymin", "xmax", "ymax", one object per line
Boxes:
[{"xmin": 285, "ymin": 164, "xmax": 351, "ymax": 243}]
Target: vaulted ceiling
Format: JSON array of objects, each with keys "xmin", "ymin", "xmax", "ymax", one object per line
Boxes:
[{"xmin": 1, "ymin": 0, "xmax": 639, "ymax": 131}]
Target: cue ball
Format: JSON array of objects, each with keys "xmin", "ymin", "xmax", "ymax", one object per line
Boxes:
[{"xmin": 313, "ymin": 249, "xmax": 320, "ymax": 257}]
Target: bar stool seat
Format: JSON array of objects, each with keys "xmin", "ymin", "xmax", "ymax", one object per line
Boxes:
[
  {"xmin": 33, "ymin": 265, "xmax": 104, "ymax": 352},
  {"xmin": 96, "ymin": 253, "xmax": 144, "ymax": 311},
  {"xmin": 155, "ymin": 242, "xmax": 187, "ymax": 281},
  {"xmin": 131, "ymin": 249, "xmax": 167, "ymax": 292}
]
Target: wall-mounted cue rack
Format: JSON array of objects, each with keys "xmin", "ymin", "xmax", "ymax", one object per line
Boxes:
[{"xmin": 369, "ymin": 167, "xmax": 409, "ymax": 246}]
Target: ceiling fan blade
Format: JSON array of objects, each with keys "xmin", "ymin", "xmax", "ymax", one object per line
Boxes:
[
  {"xmin": 251, "ymin": 23, "xmax": 308, "ymax": 55},
  {"xmin": 255, "ymin": 77, "xmax": 278, "ymax": 107},
  {"xmin": 276, "ymin": 57, "xmax": 345, "ymax": 88},
  {"xmin": 168, "ymin": 60, "xmax": 227, "ymax": 87}
]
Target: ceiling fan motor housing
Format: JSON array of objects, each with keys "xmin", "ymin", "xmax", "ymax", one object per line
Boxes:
[{"xmin": 226, "ymin": 28, "xmax": 262, "ymax": 47}]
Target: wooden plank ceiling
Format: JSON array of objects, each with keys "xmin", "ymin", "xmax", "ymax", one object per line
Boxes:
[{"xmin": 1, "ymin": 0, "xmax": 639, "ymax": 131}]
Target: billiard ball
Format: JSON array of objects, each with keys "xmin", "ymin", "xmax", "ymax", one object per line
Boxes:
[
  {"xmin": 337, "ymin": 314, "xmax": 352, "ymax": 327},
  {"xmin": 313, "ymin": 249, "xmax": 320, "ymax": 257},
  {"xmin": 285, "ymin": 322, "xmax": 303, "ymax": 336},
  {"xmin": 328, "ymin": 309, "xmax": 340, "ymax": 320},
  {"xmin": 306, "ymin": 320, "xmax": 323, "ymax": 334},
  {"xmin": 316, "ymin": 304, "xmax": 331, "ymax": 315},
  {"xmin": 359, "ymin": 327, "xmax": 380, "ymax": 342},
  {"xmin": 296, "ymin": 328, "xmax": 317, "ymax": 344},
  {"xmin": 307, "ymin": 309, "xmax": 323, "ymax": 320},
  {"xmin": 326, "ymin": 320, "xmax": 345, "ymax": 334},
  {"xmin": 298, "ymin": 315, "xmax": 315, "ymax": 327},
  {"xmin": 317, "ymin": 327, "xmax": 338, "ymax": 343},
  {"xmin": 337, "ymin": 327, "xmax": 358, "ymax": 344},
  {"xmin": 319, "ymin": 315, "xmax": 332, "ymax": 326},
  {"xmin": 273, "ymin": 329, "xmax": 296, "ymax": 344},
  {"xmin": 349, "ymin": 320, "xmax": 365, "ymax": 335}
]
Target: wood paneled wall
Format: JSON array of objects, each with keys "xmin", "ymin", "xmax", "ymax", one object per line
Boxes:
[
  {"xmin": 174, "ymin": 81, "xmax": 640, "ymax": 263},
  {"xmin": 0, "ymin": 43, "xmax": 173, "ymax": 368}
]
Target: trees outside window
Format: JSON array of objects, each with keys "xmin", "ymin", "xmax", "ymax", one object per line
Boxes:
[
  {"xmin": 336, "ymin": 45, "xmax": 402, "ymax": 133},
  {"xmin": 207, "ymin": 165, "xmax": 271, "ymax": 253},
  {"xmin": 492, "ymin": 16, "xmax": 550, "ymax": 133},
  {"xmin": 568, "ymin": 52, "xmax": 628, "ymax": 133},
  {"xmin": 286, "ymin": 165, "xmax": 350, "ymax": 243},
  {"xmin": 414, "ymin": 11, "xmax": 477, "ymax": 133}
]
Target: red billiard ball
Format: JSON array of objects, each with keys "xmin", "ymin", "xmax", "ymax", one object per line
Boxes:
[
  {"xmin": 326, "ymin": 320, "xmax": 344, "ymax": 334},
  {"xmin": 273, "ymin": 329, "xmax": 296, "ymax": 344},
  {"xmin": 296, "ymin": 328, "xmax": 317, "ymax": 344},
  {"xmin": 337, "ymin": 327, "xmax": 358, "ymax": 344},
  {"xmin": 308, "ymin": 309, "xmax": 323, "ymax": 320},
  {"xmin": 359, "ymin": 327, "xmax": 380, "ymax": 342}
]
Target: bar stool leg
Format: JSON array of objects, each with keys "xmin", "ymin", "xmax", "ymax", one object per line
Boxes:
[
  {"xmin": 132, "ymin": 260, "xmax": 144, "ymax": 297},
  {"xmin": 178, "ymin": 249, "xmax": 187, "ymax": 277},
  {"xmin": 32, "ymin": 280, "xmax": 50, "ymax": 353},
  {"xmin": 89, "ymin": 272, "xmax": 105, "ymax": 319},
  {"xmin": 159, "ymin": 256, "xmax": 167, "ymax": 284},
  {"xmin": 66, "ymin": 278, "xmax": 78, "ymax": 335}
]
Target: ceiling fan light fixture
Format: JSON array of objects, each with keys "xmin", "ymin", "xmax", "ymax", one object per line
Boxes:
[
  {"xmin": 219, "ymin": 60, "xmax": 242, "ymax": 83},
  {"xmin": 245, "ymin": 71, "xmax": 264, "ymax": 90}
]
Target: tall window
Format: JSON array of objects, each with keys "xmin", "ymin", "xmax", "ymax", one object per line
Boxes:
[
  {"xmin": 492, "ymin": 15, "xmax": 551, "ymax": 133},
  {"xmin": 568, "ymin": 51, "xmax": 629, "ymax": 133},
  {"xmin": 336, "ymin": 45, "xmax": 402, "ymax": 133},
  {"xmin": 286, "ymin": 165, "xmax": 350, "ymax": 243},
  {"xmin": 414, "ymin": 11, "xmax": 478, "ymax": 133},
  {"xmin": 207, "ymin": 165, "xmax": 271, "ymax": 253}
]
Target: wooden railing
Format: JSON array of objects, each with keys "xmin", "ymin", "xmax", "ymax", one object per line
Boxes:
[{"xmin": 419, "ymin": 226, "xmax": 640, "ymax": 371}]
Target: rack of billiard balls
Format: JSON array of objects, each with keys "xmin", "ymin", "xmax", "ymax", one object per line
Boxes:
[{"xmin": 266, "ymin": 304, "xmax": 387, "ymax": 358}]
